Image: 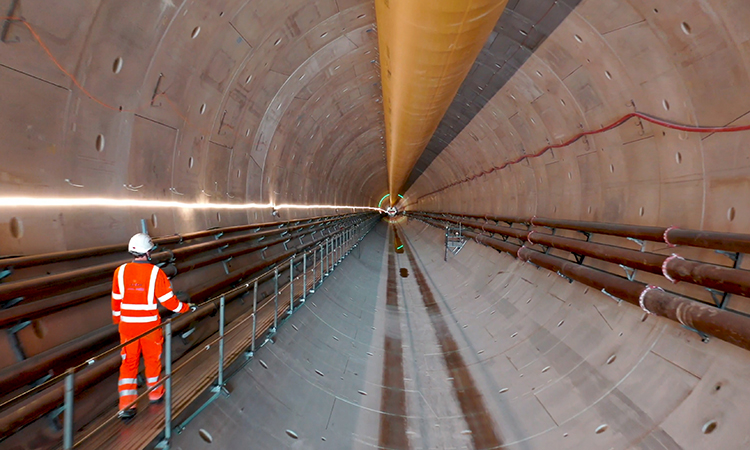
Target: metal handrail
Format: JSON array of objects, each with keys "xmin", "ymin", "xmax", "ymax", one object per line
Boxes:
[{"xmin": 0, "ymin": 214, "xmax": 379, "ymax": 443}]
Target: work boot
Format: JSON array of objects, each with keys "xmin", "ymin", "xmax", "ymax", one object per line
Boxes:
[
  {"xmin": 149, "ymin": 396, "xmax": 164, "ymax": 405},
  {"xmin": 118, "ymin": 408, "xmax": 136, "ymax": 421}
]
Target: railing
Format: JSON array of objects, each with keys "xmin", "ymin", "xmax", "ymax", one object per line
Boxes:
[
  {"xmin": 410, "ymin": 211, "xmax": 750, "ymax": 353},
  {"xmin": 0, "ymin": 213, "xmax": 380, "ymax": 448}
]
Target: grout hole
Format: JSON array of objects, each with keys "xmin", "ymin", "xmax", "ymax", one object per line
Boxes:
[
  {"xmin": 286, "ymin": 430, "xmax": 299, "ymax": 439},
  {"xmin": 191, "ymin": 26, "xmax": 201, "ymax": 39},
  {"xmin": 199, "ymin": 429, "xmax": 213, "ymax": 443},
  {"xmin": 675, "ymin": 152, "xmax": 682, "ymax": 164},
  {"xmin": 606, "ymin": 355, "xmax": 616, "ymax": 365},
  {"xmin": 112, "ymin": 57, "xmax": 123, "ymax": 74},
  {"xmin": 200, "ymin": 103, "xmax": 206, "ymax": 115},
  {"xmin": 662, "ymin": 99, "xmax": 670, "ymax": 111},
  {"xmin": 542, "ymin": 366, "xmax": 550, "ymax": 373},
  {"xmin": 605, "ymin": 70, "xmax": 612, "ymax": 80},
  {"xmin": 536, "ymin": 70, "xmax": 543, "ymax": 77},
  {"xmin": 681, "ymin": 22, "xmax": 692, "ymax": 35},
  {"xmin": 574, "ymin": 34, "xmax": 583, "ymax": 43},
  {"xmin": 727, "ymin": 207, "xmax": 736, "ymax": 222},
  {"xmin": 274, "ymin": 38, "xmax": 282, "ymax": 46},
  {"xmin": 519, "ymin": 29, "xmax": 528, "ymax": 36},
  {"xmin": 557, "ymin": 320, "xmax": 564, "ymax": 327},
  {"xmin": 188, "ymin": 157, "xmax": 194, "ymax": 169},
  {"xmin": 320, "ymin": 32, "xmax": 328, "ymax": 38},
  {"xmin": 609, "ymin": 164, "xmax": 614, "ymax": 173},
  {"xmin": 702, "ymin": 420, "xmax": 717, "ymax": 434},
  {"xmin": 357, "ymin": 14, "xmax": 366, "ymax": 19},
  {"xmin": 595, "ymin": 424, "xmax": 608, "ymax": 434},
  {"xmin": 568, "ymin": 172, "xmax": 572, "ymax": 179},
  {"xmin": 653, "ymin": 8, "xmax": 659, "ymax": 13},
  {"xmin": 217, "ymin": 212, "xmax": 221, "ymax": 222},
  {"xmin": 498, "ymin": 388, "xmax": 509, "ymax": 394},
  {"xmin": 245, "ymin": 75, "xmax": 252, "ymax": 84},
  {"xmin": 560, "ymin": 99, "xmax": 566, "ymax": 106},
  {"xmin": 151, "ymin": 214, "xmax": 158, "ymax": 228},
  {"xmin": 9, "ymin": 217, "xmax": 23, "ymax": 239},
  {"xmin": 237, "ymin": 169, "xmax": 241, "ymax": 178},
  {"xmin": 639, "ymin": 206, "xmax": 645, "ymax": 216},
  {"xmin": 96, "ymin": 134, "xmax": 105, "ymax": 152}
]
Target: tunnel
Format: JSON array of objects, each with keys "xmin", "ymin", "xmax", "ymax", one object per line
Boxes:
[{"xmin": 1, "ymin": 0, "xmax": 750, "ymax": 448}]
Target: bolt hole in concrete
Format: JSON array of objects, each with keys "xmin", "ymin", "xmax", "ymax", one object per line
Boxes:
[
  {"xmin": 681, "ymin": 22, "xmax": 692, "ymax": 35},
  {"xmin": 557, "ymin": 320, "xmax": 564, "ymax": 327},
  {"xmin": 703, "ymin": 420, "xmax": 717, "ymax": 434},
  {"xmin": 715, "ymin": 383, "xmax": 722, "ymax": 391},
  {"xmin": 200, "ymin": 103, "xmax": 206, "ymax": 114},
  {"xmin": 188, "ymin": 156, "xmax": 194, "ymax": 169},
  {"xmin": 151, "ymin": 214, "xmax": 158, "ymax": 228},
  {"xmin": 605, "ymin": 70, "xmax": 612, "ymax": 80},
  {"xmin": 542, "ymin": 366, "xmax": 550, "ymax": 373},
  {"xmin": 609, "ymin": 164, "xmax": 614, "ymax": 173},
  {"xmin": 400, "ymin": 268, "xmax": 409, "ymax": 278},
  {"xmin": 191, "ymin": 26, "xmax": 201, "ymax": 39},
  {"xmin": 216, "ymin": 212, "xmax": 221, "ymax": 222},
  {"xmin": 607, "ymin": 355, "xmax": 616, "ymax": 365},
  {"xmin": 274, "ymin": 38, "xmax": 282, "ymax": 46},
  {"xmin": 112, "ymin": 57, "xmax": 123, "ymax": 74},
  {"xmin": 285, "ymin": 430, "xmax": 299, "ymax": 439},
  {"xmin": 95, "ymin": 134, "xmax": 105, "ymax": 152},
  {"xmin": 675, "ymin": 152, "xmax": 682, "ymax": 164},
  {"xmin": 245, "ymin": 75, "xmax": 252, "ymax": 84},
  {"xmin": 498, "ymin": 388, "xmax": 509, "ymax": 394},
  {"xmin": 595, "ymin": 424, "xmax": 608, "ymax": 434},
  {"xmin": 639, "ymin": 206, "xmax": 645, "ymax": 216},
  {"xmin": 728, "ymin": 207, "xmax": 736, "ymax": 222},
  {"xmin": 199, "ymin": 429, "xmax": 213, "ymax": 443},
  {"xmin": 663, "ymin": 99, "xmax": 670, "ymax": 111},
  {"xmin": 574, "ymin": 34, "xmax": 583, "ymax": 43},
  {"xmin": 9, "ymin": 217, "xmax": 23, "ymax": 239}
]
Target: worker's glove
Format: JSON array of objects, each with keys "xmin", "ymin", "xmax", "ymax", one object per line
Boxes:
[{"xmin": 187, "ymin": 303, "xmax": 198, "ymax": 312}]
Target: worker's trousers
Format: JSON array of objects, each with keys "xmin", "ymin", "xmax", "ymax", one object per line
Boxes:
[{"xmin": 118, "ymin": 325, "xmax": 164, "ymax": 411}]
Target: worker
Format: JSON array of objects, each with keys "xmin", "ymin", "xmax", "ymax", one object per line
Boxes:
[{"xmin": 111, "ymin": 233, "xmax": 195, "ymax": 420}]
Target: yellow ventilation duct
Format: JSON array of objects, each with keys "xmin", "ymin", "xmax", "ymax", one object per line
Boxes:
[{"xmin": 375, "ymin": 0, "xmax": 508, "ymax": 205}]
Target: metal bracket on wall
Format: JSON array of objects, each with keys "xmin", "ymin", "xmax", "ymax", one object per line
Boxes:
[
  {"xmin": 6, "ymin": 320, "xmax": 30, "ymax": 361},
  {"xmin": 282, "ymin": 239, "xmax": 291, "ymax": 251},
  {"xmin": 707, "ymin": 288, "xmax": 732, "ymax": 310},
  {"xmin": 619, "ymin": 264, "xmax": 637, "ymax": 281},
  {"xmin": 601, "ymin": 288, "xmax": 622, "ymax": 304},
  {"xmin": 556, "ymin": 271, "xmax": 574, "ymax": 284},
  {"xmin": 573, "ymin": 253, "xmax": 585, "ymax": 265},
  {"xmin": 682, "ymin": 325, "xmax": 711, "ymax": 343},
  {"xmin": 627, "ymin": 237, "xmax": 646, "ymax": 252}
]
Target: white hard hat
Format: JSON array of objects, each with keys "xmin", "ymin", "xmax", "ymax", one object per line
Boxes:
[{"xmin": 128, "ymin": 233, "xmax": 154, "ymax": 256}]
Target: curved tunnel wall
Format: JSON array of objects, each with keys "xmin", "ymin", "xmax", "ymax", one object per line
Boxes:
[
  {"xmin": 2, "ymin": 0, "xmax": 750, "ymax": 448},
  {"xmin": 408, "ymin": 0, "xmax": 750, "ymax": 233}
]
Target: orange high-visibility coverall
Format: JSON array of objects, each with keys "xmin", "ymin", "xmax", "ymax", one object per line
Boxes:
[{"xmin": 111, "ymin": 261, "xmax": 189, "ymax": 411}]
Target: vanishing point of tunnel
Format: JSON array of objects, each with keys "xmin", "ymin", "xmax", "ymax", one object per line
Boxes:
[{"xmin": 2, "ymin": 0, "xmax": 750, "ymax": 449}]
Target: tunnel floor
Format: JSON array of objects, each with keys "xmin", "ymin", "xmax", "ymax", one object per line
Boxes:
[{"xmin": 171, "ymin": 218, "xmax": 743, "ymax": 449}]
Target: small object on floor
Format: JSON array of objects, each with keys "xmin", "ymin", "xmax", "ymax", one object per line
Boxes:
[{"xmin": 118, "ymin": 408, "xmax": 137, "ymax": 420}]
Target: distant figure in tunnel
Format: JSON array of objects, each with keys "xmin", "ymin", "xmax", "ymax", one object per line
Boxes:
[{"xmin": 111, "ymin": 233, "xmax": 195, "ymax": 420}]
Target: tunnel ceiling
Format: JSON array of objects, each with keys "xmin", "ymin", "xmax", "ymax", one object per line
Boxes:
[{"xmin": 402, "ymin": 0, "xmax": 582, "ymax": 192}]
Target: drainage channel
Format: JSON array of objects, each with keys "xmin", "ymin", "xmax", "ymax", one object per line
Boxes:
[
  {"xmin": 395, "ymin": 226, "xmax": 504, "ymax": 449},
  {"xmin": 377, "ymin": 225, "xmax": 410, "ymax": 449}
]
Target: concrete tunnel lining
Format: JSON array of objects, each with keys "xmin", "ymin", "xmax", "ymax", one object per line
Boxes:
[{"xmin": 2, "ymin": 0, "xmax": 750, "ymax": 448}]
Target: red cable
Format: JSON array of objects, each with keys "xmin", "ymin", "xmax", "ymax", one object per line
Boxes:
[{"xmin": 417, "ymin": 111, "xmax": 750, "ymax": 201}]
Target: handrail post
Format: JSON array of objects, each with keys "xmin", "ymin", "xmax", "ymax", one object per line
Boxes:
[
  {"xmin": 164, "ymin": 319, "xmax": 173, "ymax": 447},
  {"xmin": 289, "ymin": 255, "xmax": 295, "ymax": 315},
  {"xmin": 273, "ymin": 267, "xmax": 279, "ymax": 331},
  {"xmin": 63, "ymin": 368, "xmax": 74, "ymax": 449},
  {"xmin": 217, "ymin": 296, "xmax": 225, "ymax": 389},
  {"xmin": 302, "ymin": 252, "xmax": 307, "ymax": 302},
  {"xmin": 325, "ymin": 238, "xmax": 330, "ymax": 277},
  {"xmin": 319, "ymin": 244, "xmax": 324, "ymax": 284},
  {"xmin": 251, "ymin": 280, "xmax": 258, "ymax": 355}
]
